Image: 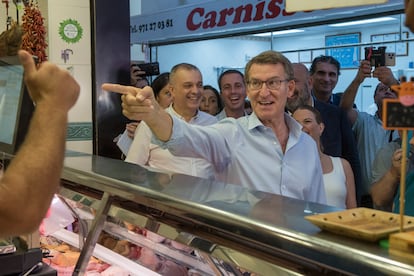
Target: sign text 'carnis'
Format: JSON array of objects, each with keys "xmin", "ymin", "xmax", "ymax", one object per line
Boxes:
[{"xmin": 186, "ymin": 0, "xmax": 301, "ymax": 31}]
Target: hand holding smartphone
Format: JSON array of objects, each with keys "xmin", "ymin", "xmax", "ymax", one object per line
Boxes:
[
  {"xmin": 132, "ymin": 62, "xmax": 160, "ymax": 76},
  {"xmin": 365, "ymin": 46, "xmax": 396, "ymax": 67}
]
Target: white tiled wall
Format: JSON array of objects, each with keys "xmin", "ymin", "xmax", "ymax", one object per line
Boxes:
[
  {"xmin": 40, "ymin": 0, "xmax": 93, "ymax": 154},
  {"xmin": 0, "ymin": 1, "xmax": 93, "ymax": 154}
]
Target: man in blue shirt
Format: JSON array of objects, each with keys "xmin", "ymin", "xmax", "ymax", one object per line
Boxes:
[{"xmin": 103, "ymin": 50, "xmax": 326, "ymax": 204}]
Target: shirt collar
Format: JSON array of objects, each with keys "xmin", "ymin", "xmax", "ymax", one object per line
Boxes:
[
  {"xmin": 167, "ymin": 105, "xmax": 199, "ymax": 121},
  {"xmin": 222, "ymin": 108, "xmax": 249, "ymax": 118},
  {"xmin": 374, "ymin": 112, "xmax": 382, "ymax": 123},
  {"xmin": 312, "ymin": 91, "xmax": 333, "ymax": 104},
  {"xmin": 247, "ymin": 112, "xmax": 302, "ymax": 138},
  {"xmin": 328, "ymin": 94, "xmax": 334, "ymax": 104},
  {"xmin": 247, "ymin": 112, "xmax": 264, "ymax": 130},
  {"xmin": 285, "ymin": 113, "xmax": 303, "ymax": 139}
]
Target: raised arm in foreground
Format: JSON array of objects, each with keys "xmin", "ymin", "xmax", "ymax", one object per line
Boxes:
[
  {"xmin": 101, "ymin": 84, "xmax": 173, "ymax": 142},
  {"xmin": 0, "ymin": 50, "xmax": 79, "ymax": 237},
  {"xmin": 339, "ymin": 60, "xmax": 371, "ymax": 125}
]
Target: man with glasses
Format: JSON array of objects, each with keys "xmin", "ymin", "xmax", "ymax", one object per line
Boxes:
[{"xmin": 103, "ymin": 50, "xmax": 326, "ymax": 204}]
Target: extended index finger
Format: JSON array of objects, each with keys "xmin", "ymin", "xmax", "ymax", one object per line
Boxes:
[{"xmin": 102, "ymin": 83, "xmax": 137, "ymax": 95}]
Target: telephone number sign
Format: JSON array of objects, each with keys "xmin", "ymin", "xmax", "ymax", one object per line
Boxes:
[{"xmin": 130, "ymin": 19, "xmax": 174, "ymax": 34}]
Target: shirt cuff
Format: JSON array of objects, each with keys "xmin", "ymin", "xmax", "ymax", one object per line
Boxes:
[{"xmin": 151, "ymin": 116, "xmax": 184, "ymax": 148}]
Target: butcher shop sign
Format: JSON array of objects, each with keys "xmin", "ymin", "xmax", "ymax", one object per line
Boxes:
[{"xmin": 131, "ymin": 0, "xmax": 401, "ymax": 45}]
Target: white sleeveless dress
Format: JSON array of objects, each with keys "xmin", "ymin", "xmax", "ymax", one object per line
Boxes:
[{"xmin": 323, "ymin": 156, "xmax": 347, "ymax": 209}]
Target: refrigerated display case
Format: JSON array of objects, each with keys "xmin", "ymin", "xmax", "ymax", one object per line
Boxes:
[{"xmin": 58, "ymin": 153, "xmax": 414, "ymax": 275}]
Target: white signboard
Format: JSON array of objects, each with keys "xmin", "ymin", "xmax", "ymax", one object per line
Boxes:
[
  {"xmin": 286, "ymin": 0, "xmax": 387, "ymax": 12},
  {"xmin": 131, "ymin": 0, "xmax": 401, "ymax": 45}
]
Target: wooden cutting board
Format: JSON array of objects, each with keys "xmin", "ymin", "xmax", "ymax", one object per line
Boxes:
[{"xmin": 389, "ymin": 231, "xmax": 414, "ymax": 262}]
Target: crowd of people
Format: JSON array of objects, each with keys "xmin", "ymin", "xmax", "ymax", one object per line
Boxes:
[
  {"xmin": 2, "ymin": 0, "xmax": 414, "ymax": 239},
  {"xmin": 104, "ymin": 46, "xmax": 414, "ymax": 215}
]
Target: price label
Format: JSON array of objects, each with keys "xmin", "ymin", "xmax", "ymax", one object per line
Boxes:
[
  {"xmin": 383, "ymin": 99, "xmax": 414, "ymax": 130},
  {"xmin": 383, "ymin": 80, "xmax": 414, "ymax": 130}
]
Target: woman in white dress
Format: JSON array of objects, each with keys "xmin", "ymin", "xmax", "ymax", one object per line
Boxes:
[{"xmin": 293, "ymin": 105, "xmax": 357, "ymax": 209}]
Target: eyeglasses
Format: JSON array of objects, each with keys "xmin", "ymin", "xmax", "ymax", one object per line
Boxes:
[{"xmin": 247, "ymin": 77, "xmax": 289, "ymax": 90}]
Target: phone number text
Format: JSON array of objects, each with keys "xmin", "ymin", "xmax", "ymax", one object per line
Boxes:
[{"xmin": 131, "ymin": 19, "xmax": 174, "ymax": 33}]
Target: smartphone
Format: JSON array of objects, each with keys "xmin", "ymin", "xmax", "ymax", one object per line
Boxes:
[
  {"xmin": 132, "ymin": 62, "xmax": 160, "ymax": 76},
  {"xmin": 365, "ymin": 47, "xmax": 395, "ymax": 67},
  {"xmin": 385, "ymin": 52, "xmax": 396, "ymax": 67}
]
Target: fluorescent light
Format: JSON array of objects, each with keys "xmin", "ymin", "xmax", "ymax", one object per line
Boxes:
[
  {"xmin": 253, "ymin": 29, "xmax": 304, "ymax": 37},
  {"xmin": 253, "ymin": 32, "xmax": 272, "ymax": 37},
  {"xmin": 329, "ymin": 17, "xmax": 396, "ymax": 27},
  {"xmin": 272, "ymin": 29, "xmax": 305, "ymax": 35}
]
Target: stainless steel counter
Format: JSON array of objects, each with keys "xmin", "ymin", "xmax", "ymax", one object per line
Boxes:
[{"xmin": 61, "ymin": 153, "xmax": 414, "ymax": 275}]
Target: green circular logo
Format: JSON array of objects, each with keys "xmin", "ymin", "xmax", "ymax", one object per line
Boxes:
[{"xmin": 59, "ymin": 19, "xmax": 83, "ymax": 43}]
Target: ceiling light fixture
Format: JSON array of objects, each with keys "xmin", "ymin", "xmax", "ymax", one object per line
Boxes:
[
  {"xmin": 253, "ymin": 29, "xmax": 305, "ymax": 37},
  {"xmin": 328, "ymin": 17, "xmax": 396, "ymax": 27},
  {"xmin": 272, "ymin": 29, "xmax": 305, "ymax": 35}
]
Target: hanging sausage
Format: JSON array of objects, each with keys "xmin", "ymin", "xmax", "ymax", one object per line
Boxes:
[{"xmin": 21, "ymin": 0, "xmax": 47, "ymax": 62}]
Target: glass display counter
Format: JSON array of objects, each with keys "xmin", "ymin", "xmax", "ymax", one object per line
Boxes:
[{"xmin": 59, "ymin": 153, "xmax": 414, "ymax": 275}]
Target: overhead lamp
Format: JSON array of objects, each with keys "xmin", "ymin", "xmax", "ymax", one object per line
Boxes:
[
  {"xmin": 253, "ymin": 29, "xmax": 304, "ymax": 37},
  {"xmin": 328, "ymin": 17, "xmax": 396, "ymax": 27},
  {"xmin": 272, "ymin": 29, "xmax": 305, "ymax": 35}
]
